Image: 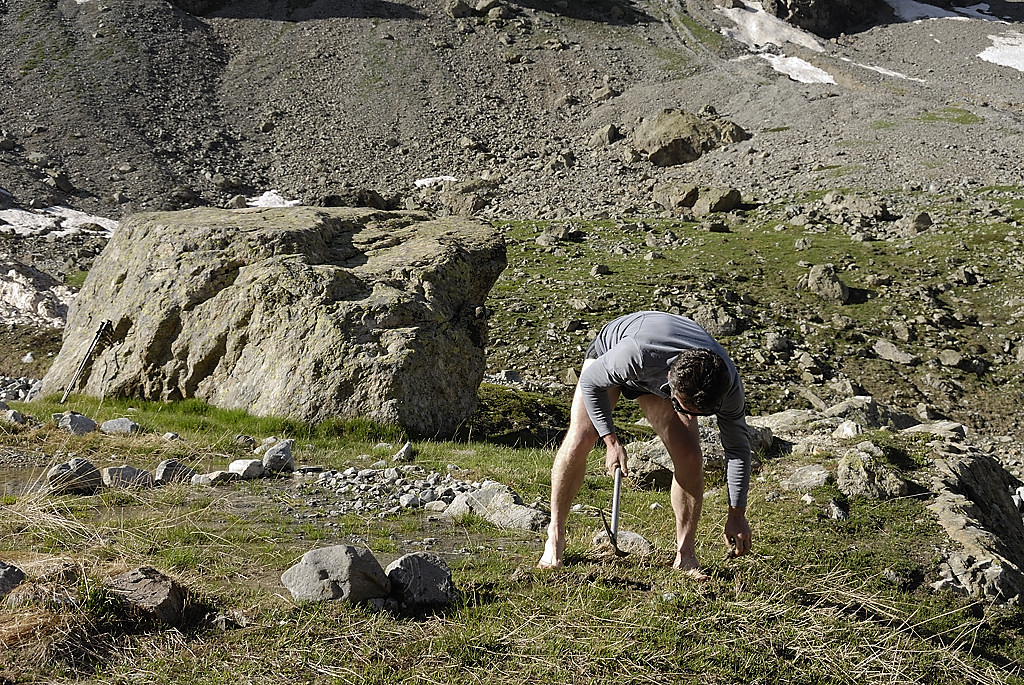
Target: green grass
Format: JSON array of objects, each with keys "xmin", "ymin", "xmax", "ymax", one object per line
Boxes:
[
  {"xmin": 483, "ymin": 186, "xmax": 1024, "ymax": 434},
  {"xmin": 915, "ymin": 107, "xmax": 983, "ymax": 125},
  {"xmin": 1, "ymin": 399, "xmax": 1021, "ymax": 683}
]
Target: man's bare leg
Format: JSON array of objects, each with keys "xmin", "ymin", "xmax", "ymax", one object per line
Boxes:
[
  {"xmin": 539, "ymin": 361, "xmax": 619, "ymax": 568},
  {"xmin": 638, "ymin": 395, "xmax": 706, "ymax": 577}
]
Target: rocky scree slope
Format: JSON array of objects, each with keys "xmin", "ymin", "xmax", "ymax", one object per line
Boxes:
[
  {"xmin": 2, "ymin": 0, "xmax": 1024, "ymax": 447},
  {"xmin": 1, "ymin": 0, "xmax": 1023, "ymax": 222}
]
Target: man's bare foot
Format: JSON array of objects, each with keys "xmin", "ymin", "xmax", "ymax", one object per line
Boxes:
[
  {"xmin": 538, "ymin": 530, "xmax": 565, "ymax": 569},
  {"xmin": 673, "ymin": 550, "xmax": 710, "ymax": 580}
]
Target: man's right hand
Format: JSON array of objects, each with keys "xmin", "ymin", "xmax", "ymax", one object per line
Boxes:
[{"xmin": 603, "ymin": 433, "xmax": 628, "ymax": 477}]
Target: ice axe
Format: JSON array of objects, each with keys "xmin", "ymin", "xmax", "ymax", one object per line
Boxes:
[{"xmin": 596, "ymin": 466, "xmax": 628, "ymax": 557}]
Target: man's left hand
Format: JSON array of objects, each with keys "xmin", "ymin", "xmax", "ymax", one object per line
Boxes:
[{"xmin": 724, "ymin": 507, "xmax": 752, "ymax": 557}]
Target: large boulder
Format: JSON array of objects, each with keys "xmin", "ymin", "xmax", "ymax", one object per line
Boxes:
[
  {"xmin": 41, "ymin": 207, "xmax": 506, "ymax": 437},
  {"xmin": 631, "ymin": 109, "xmax": 749, "ymax": 167},
  {"xmin": 926, "ymin": 441, "xmax": 1024, "ymax": 603}
]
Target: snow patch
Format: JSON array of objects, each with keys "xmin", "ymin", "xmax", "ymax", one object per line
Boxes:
[
  {"xmin": 979, "ymin": 31, "xmax": 1024, "ymax": 72},
  {"xmin": 1, "ymin": 261, "xmax": 74, "ymax": 328},
  {"xmin": 414, "ymin": 176, "xmax": 459, "ymax": 188},
  {"xmin": 884, "ymin": 0, "xmax": 1002, "ymax": 22},
  {"xmin": 839, "ymin": 57, "xmax": 928, "ymax": 83},
  {"xmin": 0, "ymin": 206, "xmax": 118, "ymax": 238},
  {"xmin": 716, "ymin": 1, "xmax": 826, "ymax": 53},
  {"xmin": 246, "ymin": 190, "xmax": 301, "ymax": 207},
  {"xmin": 759, "ymin": 54, "xmax": 836, "ymax": 84}
]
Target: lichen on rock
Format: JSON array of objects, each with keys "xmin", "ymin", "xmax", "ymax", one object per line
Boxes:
[{"xmin": 41, "ymin": 207, "xmax": 506, "ymax": 437}]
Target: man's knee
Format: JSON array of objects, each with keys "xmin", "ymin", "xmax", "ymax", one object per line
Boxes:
[{"xmin": 563, "ymin": 420, "xmax": 599, "ymax": 451}]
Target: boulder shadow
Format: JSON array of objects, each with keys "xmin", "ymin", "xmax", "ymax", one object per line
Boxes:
[
  {"xmin": 506, "ymin": 0, "xmax": 654, "ymax": 25},
  {"xmin": 182, "ymin": 0, "xmax": 426, "ymax": 21}
]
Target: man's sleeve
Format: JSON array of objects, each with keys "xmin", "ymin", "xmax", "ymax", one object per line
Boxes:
[
  {"xmin": 717, "ymin": 375, "xmax": 751, "ymax": 509},
  {"xmin": 578, "ymin": 339, "xmax": 644, "ymax": 437}
]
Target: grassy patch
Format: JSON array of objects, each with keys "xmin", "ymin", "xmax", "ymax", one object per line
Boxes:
[
  {"xmin": 915, "ymin": 107, "xmax": 983, "ymax": 125},
  {"xmin": 1, "ymin": 400, "xmax": 1021, "ymax": 683}
]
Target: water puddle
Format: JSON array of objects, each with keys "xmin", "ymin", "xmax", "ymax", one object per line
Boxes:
[{"xmin": 0, "ymin": 467, "xmax": 49, "ymax": 497}]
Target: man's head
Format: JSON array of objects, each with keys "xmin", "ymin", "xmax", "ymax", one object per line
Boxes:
[{"xmin": 667, "ymin": 348, "xmax": 729, "ymax": 416}]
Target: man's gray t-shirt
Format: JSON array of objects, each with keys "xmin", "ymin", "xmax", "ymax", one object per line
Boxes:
[{"xmin": 579, "ymin": 311, "xmax": 751, "ymax": 508}]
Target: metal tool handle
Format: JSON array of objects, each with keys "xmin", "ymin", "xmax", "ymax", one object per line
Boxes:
[
  {"xmin": 60, "ymin": 320, "xmax": 111, "ymax": 404},
  {"xmin": 610, "ymin": 466, "xmax": 622, "ymax": 537}
]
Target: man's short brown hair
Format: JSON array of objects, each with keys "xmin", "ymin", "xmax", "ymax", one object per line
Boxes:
[{"xmin": 667, "ymin": 348, "xmax": 729, "ymax": 415}]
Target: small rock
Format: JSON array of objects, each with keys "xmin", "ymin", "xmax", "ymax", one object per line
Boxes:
[
  {"xmin": 385, "ymin": 552, "xmax": 459, "ymax": 609},
  {"xmin": 54, "ymin": 411, "xmax": 97, "ymax": 435},
  {"xmin": 154, "ymin": 459, "xmax": 197, "ymax": 485},
  {"xmin": 592, "ymin": 529, "xmax": 655, "ymax": 556},
  {"xmin": 101, "ymin": 465, "xmax": 154, "ymax": 488},
  {"xmin": 235, "ymin": 434, "xmax": 256, "ymax": 450},
  {"xmin": 0, "ymin": 561, "xmax": 26, "ymax": 597},
  {"xmin": 108, "ymin": 566, "xmax": 186, "ymax": 627},
  {"xmin": 47, "ymin": 457, "xmax": 101, "ymax": 495},
  {"xmin": 263, "ymin": 439, "xmax": 295, "ymax": 473},
  {"xmin": 191, "ymin": 471, "xmax": 239, "ymax": 487},
  {"xmin": 780, "ymin": 465, "xmax": 831, "ymax": 491},
  {"xmin": 393, "ymin": 441, "xmax": 415, "ymax": 463},
  {"xmin": 100, "ymin": 417, "xmax": 141, "ymax": 435},
  {"xmin": 229, "ymin": 459, "xmax": 265, "ymax": 480},
  {"xmin": 281, "ymin": 545, "xmax": 391, "ymax": 604}
]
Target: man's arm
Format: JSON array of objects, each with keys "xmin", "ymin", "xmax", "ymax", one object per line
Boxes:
[{"xmin": 577, "ymin": 339, "xmax": 644, "ymax": 439}]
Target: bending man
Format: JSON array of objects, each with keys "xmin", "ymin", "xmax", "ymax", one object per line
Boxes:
[{"xmin": 538, "ymin": 311, "xmax": 752, "ymax": 575}]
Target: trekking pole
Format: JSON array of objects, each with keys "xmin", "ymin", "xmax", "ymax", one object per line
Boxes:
[{"xmin": 60, "ymin": 320, "xmax": 111, "ymax": 404}]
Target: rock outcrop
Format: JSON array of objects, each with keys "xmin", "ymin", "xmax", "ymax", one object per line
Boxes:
[
  {"xmin": 41, "ymin": 207, "xmax": 506, "ymax": 437},
  {"xmin": 764, "ymin": 0, "xmax": 889, "ymax": 38}
]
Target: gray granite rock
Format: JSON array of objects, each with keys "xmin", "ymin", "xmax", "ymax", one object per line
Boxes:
[
  {"xmin": 100, "ymin": 417, "xmax": 141, "ymax": 435},
  {"xmin": 262, "ymin": 439, "xmax": 295, "ymax": 473},
  {"xmin": 101, "ymin": 465, "xmax": 154, "ymax": 488},
  {"xmin": 108, "ymin": 566, "xmax": 186, "ymax": 627},
  {"xmin": 229, "ymin": 459, "xmax": 265, "ymax": 480},
  {"xmin": 154, "ymin": 459, "xmax": 197, "ymax": 485},
  {"xmin": 47, "ymin": 457, "xmax": 101, "ymax": 495},
  {"xmin": 54, "ymin": 411, "xmax": 97, "ymax": 435},
  {"xmin": 281, "ymin": 545, "xmax": 391, "ymax": 604},
  {"xmin": 444, "ymin": 484, "xmax": 547, "ymax": 531},
  {"xmin": 191, "ymin": 471, "xmax": 239, "ymax": 487},
  {"xmin": 385, "ymin": 552, "xmax": 458, "ymax": 609},
  {"xmin": 781, "ymin": 464, "xmax": 831, "ymax": 492}
]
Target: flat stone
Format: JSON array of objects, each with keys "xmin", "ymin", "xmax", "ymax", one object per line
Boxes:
[
  {"xmin": 780, "ymin": 464, "xmax": 831, "ymax": 492},
  {"xmin": 191, "ymin": 471, "xmax": 239, "ymax": 487},
  {"xmin": 592, "ymin": 529, "xmax": 655, "ymax": 556},
  {"xmin": 100, "ymin": 417, "xmax": 141, "ymax": 435},
  {"xmin": 229, "ymin": 459, "xmax": 265, "ymax": 480},
  {"xmin": 101, "ymin": 465, "xmax": 154, "ymax": 488}
]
